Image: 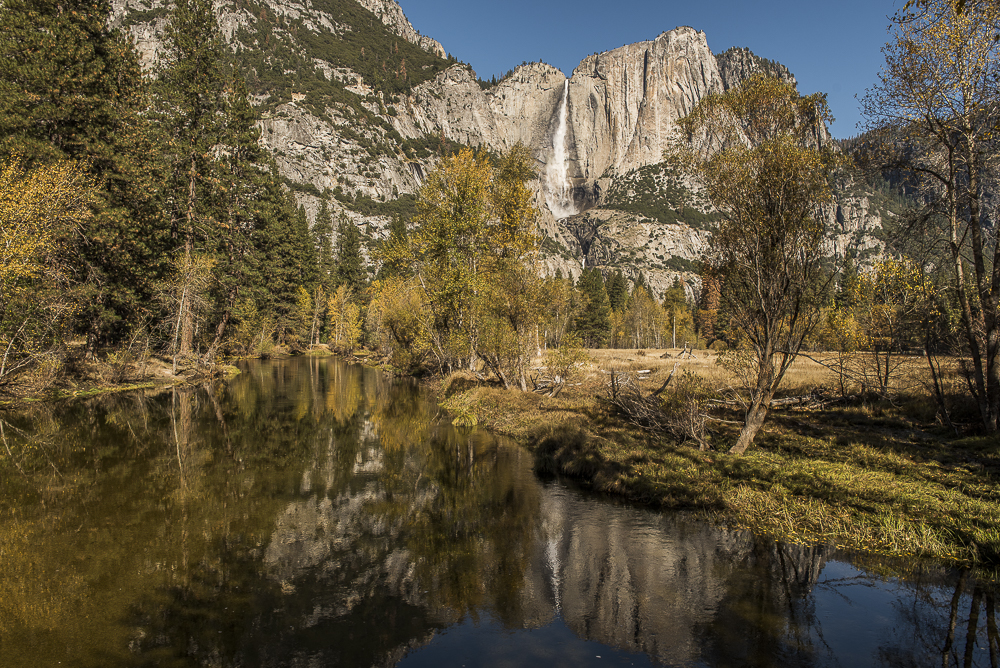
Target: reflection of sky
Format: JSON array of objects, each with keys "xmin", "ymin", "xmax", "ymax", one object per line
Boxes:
[
  {"xmin": 396, "ymin": 614, "xmax": 654, "ymax": 668},
  {"xmin": 813, "ymin": 561, "xmax": 991, "ymax": 668}
]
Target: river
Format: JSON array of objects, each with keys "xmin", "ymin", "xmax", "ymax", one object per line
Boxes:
[{"xmin": 0, "ymin": 357, "xmax": 995, "ymax": 667}]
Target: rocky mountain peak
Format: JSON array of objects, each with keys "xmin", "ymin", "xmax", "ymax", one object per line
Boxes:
[
  {"xmin": 353, "ymin": 0, "xmax": 445, "ymax": 57},
  {"xmin": 715, "ymin": 46, "xmax": 797, "ymax": 90}
]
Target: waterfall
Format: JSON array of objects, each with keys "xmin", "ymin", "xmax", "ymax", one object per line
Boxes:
[{"xmin": 545, "ymin": 79, "xmax": 577, "ymax": 219}]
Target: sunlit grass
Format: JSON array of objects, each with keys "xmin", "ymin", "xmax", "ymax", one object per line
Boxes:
[{"xmin": 444, "ymin": 350, "xmax": 1000, "ymax": 567}]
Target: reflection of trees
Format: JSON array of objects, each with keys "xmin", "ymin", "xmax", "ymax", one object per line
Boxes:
[
  {"xmin": 7, "ymin": 357, "xmax": 1000, "ymax": 667},
  {"xmin": 696, "ymin": 540, "xmax": 827, "ymax": 667},
  {"xmin": 871, "ymin": 567, "xmax": 1000, "ymax": 668},
  {"xmin": 405, "ymin": 427, "xmax": 539, "ymax": 625}
]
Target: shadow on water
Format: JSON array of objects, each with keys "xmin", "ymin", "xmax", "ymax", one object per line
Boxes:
[{"xmin": 0, "ymin": 356, "xmax": 998, "ymax": 667}]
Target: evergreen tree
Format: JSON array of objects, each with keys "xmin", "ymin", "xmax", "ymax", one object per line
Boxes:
[
  {"xmin": 313, "ymin": 201, "xmax": 336, "ymax": 289},
  {"xmin": 836, "ymin": 257, "xmax": 860, "ymax": 309},
  {"xmin": 295, "ymin": 205, "xmax": 318, "ymax": 289},
  {"xmin": 573, "ymin": 268, "xmax": 611, "ymax": 347},
  {"xmin": 203, "ymin": 77, "xmax": 272, "ymax": 359},
  {"xmin": 335, "ymin": 215, "xmax": 365, "ymax": 294},
  {"xmin": 0, "ymin": 0, "xmax": 165, "ymax": 346},
  {"xmin": 634, "ymin": 271, "xmax": 650, "ymax": 296},
  {"xmin": 156, "ymin": 0, "xmax": 231, "ymax": 355},
  {"xmin": 256, "ymin": 189, "xmax": 308, "ymax": 344},
  {"xmin": 607, "ymin": 270, "xmax": 629, "ymax": 311},
  {"xmin": 662, "ymin": 277, "xmax": 687, "ymax": 312}
]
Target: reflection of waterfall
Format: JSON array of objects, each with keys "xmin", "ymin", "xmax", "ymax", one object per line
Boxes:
[
  {"xmin": 545, "ymin": 79, "xmax": 577, "ymax": 219},
  {"xmin": 545, "ymin": 531, "xmax": 563, "ymax": 612}
]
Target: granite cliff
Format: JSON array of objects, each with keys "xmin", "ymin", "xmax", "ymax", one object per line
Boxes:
[{"xmin": 112, "ymin": 0, "xmax": 886, "ymax": 299}]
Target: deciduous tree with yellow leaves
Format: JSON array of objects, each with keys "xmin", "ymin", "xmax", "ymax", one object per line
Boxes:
[
  {"xmin": 674, "ymin": 74, "xmax": 836, "ymax": 454},
  {"xmin": 381, "ymin": 145, "xmax": 541, "ymax": 389},
  {"xmin": 862, "ymin": 0, "xmax": 1000, "ymax": 431},
  {"xmin": 0, "ymin": 157, "xmax": 95, "ymax": 384}
]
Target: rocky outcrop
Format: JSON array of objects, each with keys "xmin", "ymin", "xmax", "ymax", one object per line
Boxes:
[
  {"xmin": 353, "ymin": 0, "xmax": 445, "ymax": 57},
  {"xmin": 568, "ymin": 27, "xmax": 725, "ymax": 178},
  {"xmin": 716, "ymin": 46, "xmax": 796, "ymax": 90}
]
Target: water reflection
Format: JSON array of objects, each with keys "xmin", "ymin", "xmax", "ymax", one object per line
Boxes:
[{"xmin": 0, "ymin": 357, "xmax": 997, "ymax": 667}]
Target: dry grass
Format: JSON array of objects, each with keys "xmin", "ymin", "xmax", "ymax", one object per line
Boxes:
[
  {"xmin": 574, "ymin": 347, "xmax": 952, "ymax": 397},
  {"xmin": 441, "ymin": 348, "xmax": 1000, "ymax": 568}
]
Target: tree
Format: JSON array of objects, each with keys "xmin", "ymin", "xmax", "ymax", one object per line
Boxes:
[
  {"xmin": 334, "ymin": 214, "xmax": 364, "ymax": 294},
  {"xmin": 156, "ymin": 0, "xmax": 230, "ymax": 356},
  {"xmin": 382, "ymin": 145, "xmax": 541, "ymax": 388},
  {"xmin": 0, "ymin": 157, "xmax": 95, "ymax": 384},
  {"xmin": 853, "ymin": 258, "xmax": 924, "ymax": 396},
  {"xmin": 313, "ymin": 201, "xmax": 336, "ymax": 290},
  {"xmin": 861, "ymin": 0, "xmax": 1000, "ymax": 431},
  {"xmin": 0, "ymin": 0, "xmax": 165, "ymax": 346},
  {"xmin": 662, "ymin": 278, "xmax": 695, "ymax": 349},
  {"xmin": 607, "ymin": 270, "xmax": 629, "ymax": 311},
  {"xmin": 203, "ymin": 78, "xmax": 271, "ymax": 361},
  {"xmin": 675, "ymin": 74, "xmax": 836, "ymax": 453},
  {"xmin": 573, "ymin": 268, "xmax": 611, "ymax": 348}
]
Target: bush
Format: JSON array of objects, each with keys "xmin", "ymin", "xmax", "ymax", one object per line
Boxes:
[
  {"xmin": 547, "ymin": 332, "xmax": 589, "ymax": 382},
  {"xmin": 660, "ymin": 371, "xmax": 717, "ymax": 450}
]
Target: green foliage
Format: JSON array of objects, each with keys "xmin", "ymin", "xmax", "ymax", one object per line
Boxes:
[
  {"xmin": 546, "ymin": 332, "xmax": 589, "ymax": 381},
  {"xmin": 225, "ymin": 0, "xmax": 454, "ymax": 121},
  {"xmin": 605, "ymin": 162, "xmax": 720, "ymax": 229},
  {"xmin": 0, "ymin": 0, "xmax": 167, "ymax": 345},
  {"xmin": 573, "ymin": 268, "xmax": 611, "ymax": 347},
  {"xmin": 313, "ymin": 201, "xmax": 336, "ymax": 290},
  {"xmin": 381, "ymin": 146, "xmax": 541, "ymax": 387},
  {"xmin": 346, "ymin": 193, "xmax": 418, "ymax": 219},
  {"xmin": 334, "ymin": 215, "xmax": 365, "ymax": 295},
  {"xmin": 676, "ymin": 74, "xmax": 837, "ymax": 453},
  {"xmin": 606, "ymin": 270, "xmax": 629, "ymax": 312}
]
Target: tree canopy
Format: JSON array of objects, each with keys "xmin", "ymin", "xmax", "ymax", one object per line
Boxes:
[{"xmin": 675, "ymin": 74, "xmax": 836, "ymax": 453}]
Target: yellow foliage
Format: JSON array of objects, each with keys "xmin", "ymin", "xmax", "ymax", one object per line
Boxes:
[
  {"xmin": 0, "ymin": 156, "xmax": 94, "ymax": 291},
  {"xmin": 0, "ymin": 156, "xmax": 95, "ymax": 383},
  {"xmin": 379, "ymin": 145, "xmax": 541, "ymax": 387},
  {"xmin": 327, "ymin": 285, "xmax": 361, "ymax": 354}
]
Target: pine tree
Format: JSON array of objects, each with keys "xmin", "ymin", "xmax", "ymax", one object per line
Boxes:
[
  {"xmin": 607, "ymin": 270, "xmax": 629, "ymax": 312},
  {"xmin": 294, "ymin": 205, "xmax": 318, "ymax": 289},
  {"xmin": 156, "ymin": 0, "xmax": 230, "ymax": 355},
  {"xmin": 573, "ymin": 268, "xmax": 611, "ymax": 347},
  {"xmin": 335, "ymin": 215, "xmax": 365, "ymax": 295},
  {"xmin": 313, "ymin": 201, "xmax": 336, "ymax": 289},
  {"xmin": 0, "ymin": 0, "xmax": 166, "ymax": 346},
  {"xmin": 256, "ymin": 189, "xmax": 307, "ymax": 344},
  {"xmin": 203, "ymin": 77, "xmax": 272, "ymax": 359},
  {"xmin": 836, "ymin": 257, "xmax": 860, "ymax": 310}
]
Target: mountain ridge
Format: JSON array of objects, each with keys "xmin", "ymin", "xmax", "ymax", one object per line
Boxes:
[{"xmin": 113, "ymin": 0, "xmax": 886, "ymax": 298}]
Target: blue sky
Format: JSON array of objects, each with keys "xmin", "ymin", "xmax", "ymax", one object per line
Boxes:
[{"xmin": 400, "ymin": 0, "xmax": 900, "ymax": 139}]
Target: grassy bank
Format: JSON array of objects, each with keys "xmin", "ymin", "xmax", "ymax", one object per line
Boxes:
[
  {"xmin": 438, "ymin": 350, "xmax": 1000, "ymax": 569},
  {"xmin": 0, "ymin": 352, "xmax": 242, "ymax": 408}
]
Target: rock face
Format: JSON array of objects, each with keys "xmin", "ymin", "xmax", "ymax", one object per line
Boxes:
[
  {"xmin": 113, "ymin": 0, "xmax": 884, "ymax": 296},
  {"xmin": 353, "ymin": 0, "xmax": 445, "ymax": 57},
  {"xmin": 568, "ymin": 28, "xmax": 723, "ymax": 178}
]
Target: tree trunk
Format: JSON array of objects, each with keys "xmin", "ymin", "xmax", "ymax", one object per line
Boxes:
[
  {"xmin": 203, "ymin": 289, "xmax": 235, "ymax": 364},
  {"xmin": 180, "ymin": 155, "xmax": 197, "ymax": 356},
  {"xmin": 730, "ymin": 398, "xmax": 770, "ymax": 454}
]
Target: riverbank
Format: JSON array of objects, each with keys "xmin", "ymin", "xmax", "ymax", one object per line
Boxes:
[
  {"xmin": 0, "ymin": 353, "xmax": 242, "ymax": 408},
  {"xmin": 437, "ymin": 355, "xmax": 1000, "ymax": 570}
]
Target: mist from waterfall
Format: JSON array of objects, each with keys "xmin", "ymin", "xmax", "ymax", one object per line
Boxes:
[{"xmin": 545, "ymin": 79, "xmax": 577, "ymax": 219}]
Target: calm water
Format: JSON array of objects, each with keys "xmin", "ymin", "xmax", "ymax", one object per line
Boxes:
[{"xmin": 0, "ymin": 357, "xmax": 997, "ymax": 667}]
